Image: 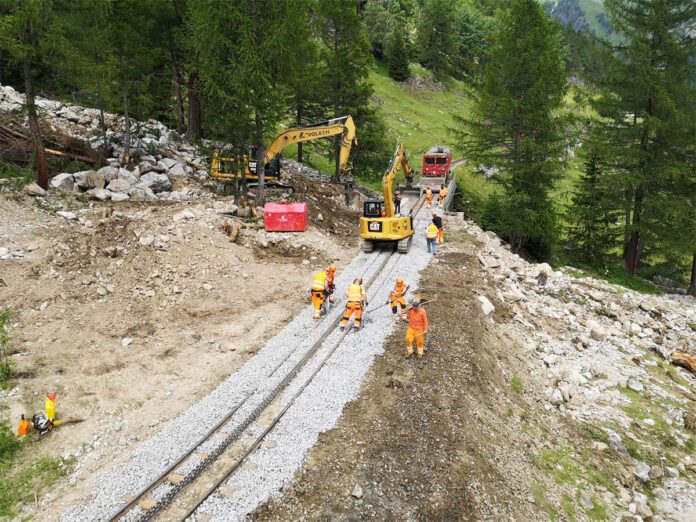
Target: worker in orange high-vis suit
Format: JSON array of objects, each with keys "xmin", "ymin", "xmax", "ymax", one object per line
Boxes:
[
  {"xmin": 438, "ymin": 184, "xmax": 448, "ymax": 207},
  {"xmin": 311, "ymin": 269, "xmax": 329, "ymax": 319},
  {"xmin": 326, "ymin": 264, "xmax": 337, "ymax": 303},
  {"xmin": 403, "ymin": 300, "xmax": 428, "ymax": 358},
  {"xmin": 387, "ymin": 278, "xmax": 409, "ymax": 320},
  {"xmin": 425, "ymin": 186, "xmax": 433, "ymax": 208},
  {"xmin": 340, "ymin": 277, "xmax": 368, "ymax": 331}
]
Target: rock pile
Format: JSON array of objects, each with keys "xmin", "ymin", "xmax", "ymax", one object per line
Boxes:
[
  {"xmin": 2, "ymin": 84, "xmax": 209, "ymax": 203},
  {"xmin": 460, "ymin": 218, "xmax": 696, "ymax": 518}
]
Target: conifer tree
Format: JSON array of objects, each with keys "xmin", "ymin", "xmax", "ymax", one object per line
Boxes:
[
  {"xmin": 317, "ymin": 0, "xmax": 376, "ymax": 182},
  {"xmin": 567, "ymin": 152, "xmax": 621, "ymax": 263},
  {"xmin": 456, "ymin": 0, "xmax": 568, "ymax": 259},
  {"xmin": 0, "ymin": 0, "xmax": 56, "ymax": 188},
  {"xmin": 595, "ymin": 0, "xmax": 696, "ymax": 274},
  {"xmin": 416, "ymin": 0, "xmax": 456, "ymax": 80},
  {"xmin": 189, "ymin": 0, "xmax": 300, "ymax": 203},
  {"xmin": 387, "ymin": 28, "xmax": 410, "ymax": 82}
]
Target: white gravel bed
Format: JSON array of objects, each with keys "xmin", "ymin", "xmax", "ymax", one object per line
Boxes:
[
  {"xmin": 61, "ymin": 199, "xmax": 438, "ymax": 521},
  {"xmin": 192, "ymin": 207, "xmax": 440, "ymax": 520}
]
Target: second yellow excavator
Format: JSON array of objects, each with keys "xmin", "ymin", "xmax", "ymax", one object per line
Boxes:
[
  {"xmin": 210, "ymin": 116, "xmax": 356, "ymax": 188},
  {"xmin": 359, "ymin": 143, "xmax": 415, "ymax": 254}
]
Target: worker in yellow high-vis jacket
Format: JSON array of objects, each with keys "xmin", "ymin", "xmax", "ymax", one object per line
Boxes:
[
  {"xmin": 426, "ymin": 223, "xmax": 438, "ymax": 255},
  {"xmin": 340, "ymin": 277, "xmax": 368, "ymax": 331},
  {"xmin": 311, "ymin": 269, "xmax": 329, "ymax": 319}
]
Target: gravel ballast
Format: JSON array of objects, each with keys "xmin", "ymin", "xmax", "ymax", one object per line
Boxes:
[{"xmin": 62, "ymin": 198, "xmax": 442, "ymax": 522}]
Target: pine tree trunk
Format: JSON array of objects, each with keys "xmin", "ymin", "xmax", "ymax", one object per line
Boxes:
[
  {"xmin": 296, "ymin": 105, "xmax": 303, "ymax": 163},
  {"xmin": 121, "ymin": 78, "xmax": 131, "ymax": 164},
  {"xmin": 255, "ymin": 111, "xmax": 265, "ymax": 206},
  {"xmin": 624, "ymin": 188, "xmax": 643, "ymax": 274},
  {"xmin": 689, "ymin": 253, "xmax": 696, "ymax": 297},
  {"xmin": 186, "ymin": 73, "xmax": 201, "ymax": 140},
  {"xmin": 24, "ymin": 55, "xmax": 48, "ymax": 189}
]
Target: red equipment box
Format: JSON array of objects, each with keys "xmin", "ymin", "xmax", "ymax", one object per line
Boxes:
[{"xmin": 264, "ymin": 201, "xmax": 309, "ymax": 232}]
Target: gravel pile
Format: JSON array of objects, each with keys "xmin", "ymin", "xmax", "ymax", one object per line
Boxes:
[{"xmin": 61, "ymin": 196, "xmax": 441, "ymax": 521}]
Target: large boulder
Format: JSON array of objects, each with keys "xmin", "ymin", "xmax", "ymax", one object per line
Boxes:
[
  {"xmin": 110, "ymin": 192, "xmax": 130, "ymax": 202},
  {"xmin": 107, "ymin": 179, "xmax": 131, "ymax": 193},
  {"xmin": 159, "ymin": 158, "xmax": 177, "ymax": 170},
  {"xmin": 168, "ymin": 162, "xmax": 186, "ymax": 176},
  {"xmin": 50, "ymin": 173, "xmax": 74, "ymax": 192},
  {"xmin": 97, "ymin": 166, "xmax": 119, "ymax": 183},
  {"xmin": 84, "ymin": 170, "xmax": 106, "ymax": 189},
  {"xmin": 24, "ymin": 183, "xmax": 46, "ymax": 197},
  {"xmin": 138, "ymin": 172, "xmax": 172, "ymax": 193},
  {"xmin": 118, "ymin": 168, "xmax": 139, "ymax": 185},
  {"xmin": 86, "ymin": 188, "xmax": 111, "ymax": 201},
  {"xmin": 129, "ymin": 185, "xmax": 156, "ymax": 201}
]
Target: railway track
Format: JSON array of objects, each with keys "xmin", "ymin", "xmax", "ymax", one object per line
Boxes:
[{"xmin": 106, "ymin": 193, "xmax": 427, "ymax": 522}]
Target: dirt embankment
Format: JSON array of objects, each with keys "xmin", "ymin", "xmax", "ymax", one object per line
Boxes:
[{"xmin": 254, "ymin": 239, "xmax": 545, "ymax": 521}]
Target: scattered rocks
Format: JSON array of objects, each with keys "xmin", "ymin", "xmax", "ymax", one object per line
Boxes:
[
  {"xmin": 477, "ymin": 295, "xmax": 495, "ymax": 317},
  {"xmin": 627, "ymin": 378, "xmax": 644, "ymax": 393},
  {"xmin": 56, "ymin": 211, "xmax": 77, "ymax": 220},
  {"xmin": 634, "ymin": 460, "xmax": 651, "ymax": 483},
  {"xmin": 351, "ymin": 484, "xmax": 364, "ymax": 499}
]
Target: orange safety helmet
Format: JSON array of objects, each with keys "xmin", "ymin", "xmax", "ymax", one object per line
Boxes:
[
  {"xmin": 396, "ymin": 278, "xmax": 404, "ymax": 285},
  {"xmin": 327, "ymin": 264, "xmax": 336, "ymax": 273}
]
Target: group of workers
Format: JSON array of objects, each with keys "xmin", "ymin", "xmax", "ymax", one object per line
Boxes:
[
  {"xmin": 310, "ymin": 267, "xmax": 430, "ymax": 358},
  {"xmin": 424, "ymin": 184, "xmax": 448, "ymax": 209}
]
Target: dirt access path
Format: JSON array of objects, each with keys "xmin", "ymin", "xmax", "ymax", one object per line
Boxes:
[
  {"xmin": 254, "ymin": 229, "xmax": 547, "ymax": 521},
  {"xmin": 0, "ymin": 187, "xmax": 356, "ymax": 517}
]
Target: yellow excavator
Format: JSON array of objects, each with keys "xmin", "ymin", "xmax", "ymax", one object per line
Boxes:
[
  {"xmin": 359, "ymin": 143, "xmax": 415, "ymax": 254},
  {"xmin": 210, "ymin": 116, "xmax": 357, "ymax": 188}
]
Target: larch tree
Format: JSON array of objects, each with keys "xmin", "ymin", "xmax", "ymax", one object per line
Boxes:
[
  {"xmin": 189, "ymin": 0, "xmax": 299, "ymax": 204},
  {"xmin": 456, "ymin": 0, "xmax": 568, "ymax": 259},
  {"xmin": 317, "ymin": 0, "xmax": 374, "ymax": 182},
  {"xmin": 566, "ymin": 151, "xmax": 622, "ymax": 263},
  {"xmin": 386, "ymin": 27, "xmax": 410, "ymax": 82},
  {"xmin": 596, "ymin": 0, "xmax": 696, "ymax": 274},
  {"xmin": 0, "ymin": 0, "xmax": 56, "ymax": 189},
  {"xmin": 416, "ymin": 0, "xmax": 457, "ymax": 80}
]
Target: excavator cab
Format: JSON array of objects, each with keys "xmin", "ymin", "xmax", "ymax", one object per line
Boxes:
[
  {"xmin": 247, "ymin": 146, "xmax": 281, "ymax": 179},
  {"xmin": 363, "ymin": 201, "xmax": 385, "ymax": 218}
]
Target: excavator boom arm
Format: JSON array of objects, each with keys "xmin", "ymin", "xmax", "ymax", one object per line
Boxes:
[
  {"xmin": 264, "ymin": 116, "xmax": 357, "ymax": 174},
  {"xmin": 383, "ymin": 143, "xmax": 413, "ymax": 217}
]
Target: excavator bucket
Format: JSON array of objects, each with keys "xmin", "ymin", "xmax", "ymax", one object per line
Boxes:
[{"xmin": 398, "ymin": 175, "xmax": 421, "ymax": 197}]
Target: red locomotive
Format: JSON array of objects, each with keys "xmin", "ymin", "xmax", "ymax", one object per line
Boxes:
[{"xmin": 421, "ymin": 145, "xmax": 452, "ymax": 178}]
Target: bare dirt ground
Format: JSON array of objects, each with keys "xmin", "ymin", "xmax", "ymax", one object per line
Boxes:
[
  {"xmin": 255, "ymin": 233, "xmax": 547, "ymax": 521},
  {"xmin": 0, "ymin": 183, "xmax": 358, "ymax": 516}
]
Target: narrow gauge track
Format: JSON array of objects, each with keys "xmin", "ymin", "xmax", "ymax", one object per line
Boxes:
[{"xmin": 107, "ymin": 194, "xmax": 426, "ymax": 522}]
